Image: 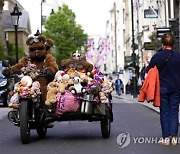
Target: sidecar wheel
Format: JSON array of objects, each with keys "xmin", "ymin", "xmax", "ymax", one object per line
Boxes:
[
  {"xmin": 100, "ymin": 109, "xmax": 111, "ymax": 138},
  {"xmin": 20, "ymin": 100, "xmax": 30, "ymax": 144}
]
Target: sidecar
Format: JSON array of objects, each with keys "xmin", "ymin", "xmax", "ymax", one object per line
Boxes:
[
  {"xmin": 45, "ymin": 91, "xmax": 113, "ymax": 138},
  {"xmin": 44, "ymin": 55, "xmax": 113, "ymax": 138}
]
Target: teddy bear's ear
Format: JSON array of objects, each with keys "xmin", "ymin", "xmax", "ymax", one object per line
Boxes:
[
  {"xmin": 37, "ymin": 35, "xmax": 46, "ymax": 44},
  {"xmin": 26, "ymin": 36, "xmax": 34, "ymax": 46},
  {"xmin": 46, "ymin": 39, "xmax": 54, "ymax": 47}
]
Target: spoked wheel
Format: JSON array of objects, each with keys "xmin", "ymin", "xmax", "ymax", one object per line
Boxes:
[
  {"xmin": 100, "ymin": 108, "xmax": 111, "ymax": 138},
  {"xmin": 36, "ymin": 112, "xmax": 47, "ymax": 138},
  {"xmin": 20, "ymin": 100, "xmax": 30, "ymax": 144}
]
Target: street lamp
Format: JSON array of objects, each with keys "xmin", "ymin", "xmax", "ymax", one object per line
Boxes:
[
  {"xmin": 34, "ymin": 29, "xmax": 41, "ymax": 36},
  {"xmin": 10, "ymin": 4, "xmax": 22, "ymax": 63},
  {"xmin": 131, "ymin": 0, "xmax": 137, "ymax": 98}
]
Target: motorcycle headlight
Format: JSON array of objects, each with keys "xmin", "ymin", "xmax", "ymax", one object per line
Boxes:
[{"xmin": 0, "ymin": 80, "xmax": 7, "ymax": 87}]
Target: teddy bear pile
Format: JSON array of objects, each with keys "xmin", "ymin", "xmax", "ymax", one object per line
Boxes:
[
  {"xmin": 2, "ymin": 34, "xmax": 59, "ymax": 106},
  {"xmin": 45, "ymin": 51, "xmax": 114, "ymax": 116}
]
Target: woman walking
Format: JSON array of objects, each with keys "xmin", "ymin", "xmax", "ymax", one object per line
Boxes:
[{"xmin": 146, "ymin": 33, "xmax": 180, "ymax": 145}]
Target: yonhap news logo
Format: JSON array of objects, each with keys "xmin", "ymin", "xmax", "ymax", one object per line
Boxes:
[
  {"xmin": 116, "ymin": 132, "xmax": 180, "ymax": 149},
  {"xmin": 117, "ymin": 132, "xmax": 131, "ymax": 148}
]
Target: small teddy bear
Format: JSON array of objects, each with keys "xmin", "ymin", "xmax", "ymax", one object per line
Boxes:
[
  {"xmin": 8, "ymin": 93, "xmax": 19, "ymax": 108},
  {"xmin": 21, "ymin": 63, "xmax": 39, "ymax": 80},
  {"xmin": 101, "ymin": 81, "xmax": 114, "ymax": 94},
  {"xmin": 69, "ymin": 76, "xmax": 85, "ymax": 94},
  {"xmin": 31, "ymin": 81, "xmax": 41, "ymax": 103},
  {"xmin": 99, "ymin": 92, "xmax": 109, "ymax": 103},
  {"xmin": 45, "ymin": 81, "xmax": 59, "ymax": 107},
  {"xmin": 17, "ymin": 76, "xmax": 33, "ymax": 97},
  {"xmin": 54, "ymin": 70, "xmax": 65, "ymax": 83}
]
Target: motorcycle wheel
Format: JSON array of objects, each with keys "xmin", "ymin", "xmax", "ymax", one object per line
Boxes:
[
  {"xmin": 100, "ymin": 108, "xmax": 111, "ymax": 138},
  {"xmin": 20, "ymin": 100, "xmax": 30, "ymax": 144}
]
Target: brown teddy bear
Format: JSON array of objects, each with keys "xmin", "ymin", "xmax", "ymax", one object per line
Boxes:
[
  {"xmin": 45, "ymin": 81, "xmax": 59, "ymax": 107},
  {"xmin": 3, "ymin": 35, "xmax": 59, "ymax": 104},
  {"xmin": 45, "ymin": 72, "xmax": 70, "ymax": 108},
  {"xmin": 61, "ymin": 52, "xmax": 94, "ymax": 73}
]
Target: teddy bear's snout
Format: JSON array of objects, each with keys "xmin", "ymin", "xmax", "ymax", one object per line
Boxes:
[{"xmin": 35, "ymin": 50, "xmax": 39, "ymax": 56}]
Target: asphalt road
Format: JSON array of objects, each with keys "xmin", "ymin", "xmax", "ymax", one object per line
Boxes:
[{"xmin": 0, "ymin": 97, "xmax": 180, "ymax": 154}]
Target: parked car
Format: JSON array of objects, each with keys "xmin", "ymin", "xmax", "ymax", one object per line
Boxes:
[{"xmin": 0, "ymin": 61, "xmax": 8, "ymax": 107}]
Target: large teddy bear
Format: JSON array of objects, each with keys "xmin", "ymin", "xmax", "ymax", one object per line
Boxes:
[{"xmin": 3, "ymin": 35, "xmax": 59, "ymax": 104}]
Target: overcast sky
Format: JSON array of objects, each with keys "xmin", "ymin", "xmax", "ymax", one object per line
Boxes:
[{"xmin": 17, "ymin": 0, "xmax": 114, "ymax": 37}]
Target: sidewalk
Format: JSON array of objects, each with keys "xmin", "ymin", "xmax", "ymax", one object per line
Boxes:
[
  {"xmin": 112, "ymin": 91, "xmax": 180, "ymax": 123},
  {"xmin": 112, "ymin": 92, "xmax": 160, "ymax": 112}
]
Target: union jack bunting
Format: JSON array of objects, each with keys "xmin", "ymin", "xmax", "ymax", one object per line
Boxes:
[
  {"xmin": 97, "ymin": 52, "xmax": 104, "ymax": 67},
  {"xmin": 135, "ymin": 0, "xmax": 140, "ymax": 11},
  {"xmin": 85, "ymin": 38, "xmax": 95, "ymax": 64},
  {"xmin": 101, "ymin": 38, "xmax": 110, "ymax": 55},
  {"xmin": 86, "ymin": 38, "xmax": 95, "ymax": 52}
]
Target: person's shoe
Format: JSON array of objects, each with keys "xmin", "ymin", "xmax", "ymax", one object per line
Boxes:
[
  {"xmin": 158, "ymin": 137, "xmax": 170, "ymax": 145},
  {"xmin": 171, "ymin": 137, "xmax": 178, "ymax": 145}
]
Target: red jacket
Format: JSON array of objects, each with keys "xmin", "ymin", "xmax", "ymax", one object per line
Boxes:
[{"xmin": 138, "ymin": 66, "xmax": 160, "ymax": 107}]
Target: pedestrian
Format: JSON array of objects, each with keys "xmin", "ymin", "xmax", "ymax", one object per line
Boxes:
[
  {"xmin": 140, "ymin": 61, "xmax": 149, "ymax": 83},
  {"xmin": 146, "ymin": 33, "xmax": 180, "ymax": 145},
  {"xmin": 115, "ymin": 77, "xmax": 123, "ymax": 95}
]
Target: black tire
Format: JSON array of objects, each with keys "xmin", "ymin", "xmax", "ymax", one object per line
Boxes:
[
  {"xmin": 20, "ymin": 100, "xmax": 30, "ymax": 144},
  {"xmin": 100, "ymin": 109, "xmax": 111, "ymax": 138}
]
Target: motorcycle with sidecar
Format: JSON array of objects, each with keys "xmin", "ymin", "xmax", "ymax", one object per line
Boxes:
[{"xmin": 3, "ymin": 58, "xmax": 113, "ymax": 144}]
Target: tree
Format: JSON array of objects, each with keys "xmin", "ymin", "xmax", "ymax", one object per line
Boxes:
[
  {"xmin": 43, "ymin": 4, "xmax": 88, "ymax": 67},
  {"xmin": 149, "ymin": 31, "xmax": 161, "ymax": 51}
]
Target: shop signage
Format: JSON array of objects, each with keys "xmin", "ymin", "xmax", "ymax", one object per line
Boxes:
[{"xmin": 144, "ymin": 9, "xmax": 158, "ymax": 18}]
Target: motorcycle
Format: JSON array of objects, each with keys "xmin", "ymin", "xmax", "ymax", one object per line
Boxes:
[
  {"xmin": 3, "ymin": 60, "xmax": 48, "ymax": 144},
  {"xmin": 0, "ymin": 61, "xmax": 8, "ymax": 106}
]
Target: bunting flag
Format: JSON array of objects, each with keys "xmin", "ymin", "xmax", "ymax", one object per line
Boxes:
[
  {"xmin": 85, "ymin": 38, "xmax": 95, "ymax": 64},
  {"xmin": 135, "ymin": 0, "xmax": 140, "ymax": 11},
  {"xmin": 97, "ymin": 37, "xmax": 110, "ymax": 67},
  {"xmin": 101, "ymin": 38, "xmax": 110, "ymax": 56},
  {"xmin": 86, "ymin": 38, "xmax": 95, "ymax": 53},
  {"xmin": 97, "ymin": 52, "xmax": 104, "ymax": 67},
  {"xmin": 86, "ymin": 51, "xmax": 93, "ymax": 64}
]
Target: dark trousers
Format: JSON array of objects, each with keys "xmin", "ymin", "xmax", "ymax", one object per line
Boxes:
[{"xmin": 160, "ymin": 87, "xmax": 180, "ymax": 138}]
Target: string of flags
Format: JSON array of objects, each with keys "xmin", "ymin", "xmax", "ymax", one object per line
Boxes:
[{"xmin": 85, "ymin": 37, "xmax": 110, "ymax": 67}]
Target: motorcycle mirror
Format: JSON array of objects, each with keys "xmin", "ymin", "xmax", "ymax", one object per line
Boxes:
[{"xmin": 2, "ymin": 60, "xmax": 9, "ymax": 67}]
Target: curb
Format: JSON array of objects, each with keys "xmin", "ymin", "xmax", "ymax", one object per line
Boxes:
[
  {"xmin": 112, "ymin": 93, "xmax": 180, "ymax": 124},
  {"xmin": 112, "ymin": 93, "xmax": 160, "ymax": 113}
]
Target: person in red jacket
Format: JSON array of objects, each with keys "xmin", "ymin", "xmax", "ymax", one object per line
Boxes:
[{"xmin": 146, "ymin": 33, "xmax": 180, "ymax": 145}]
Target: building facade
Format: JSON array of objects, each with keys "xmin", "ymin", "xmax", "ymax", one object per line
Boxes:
[{"xmin": 104, "ymin": 0, "xmax": 179, "ymax": 86}]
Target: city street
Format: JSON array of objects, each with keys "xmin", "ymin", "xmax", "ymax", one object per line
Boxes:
[
  {"xmin": 0, "ymin": 1, "xmax": 179, "ymax": 154},
  {"xmin": 0, "ymin": 94, "xmax": 180, "ymax": 154}
]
